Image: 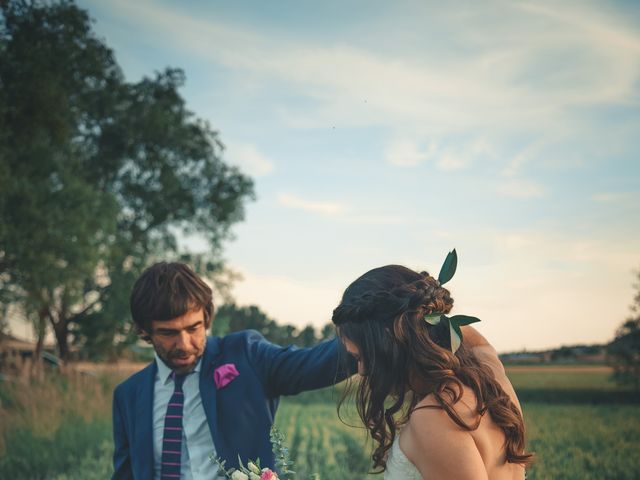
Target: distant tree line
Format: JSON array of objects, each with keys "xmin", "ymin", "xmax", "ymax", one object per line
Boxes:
[
  {"xmin": 499, "ymin": 344, "xmax": 607, "ymax": 364},
  {"xmin": 212, "ymin": 303, "xmax": 335, "ymax": 348}
]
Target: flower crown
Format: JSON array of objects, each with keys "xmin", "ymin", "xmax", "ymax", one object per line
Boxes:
[{"xmin": 423, "ymin": 249, "xmax": 480, "ymax": 353}]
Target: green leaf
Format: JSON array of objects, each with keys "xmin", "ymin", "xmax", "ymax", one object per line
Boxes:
[
  {"xmin": 449, "ymin": 321, "xmax": 462, "ymax": 353},
  {"xmin": 449, "ymin": 315, "xmax": 481, "ymax": 327},
  {"xmin": 450, "ymin": 319, "xmax": 463, "ymax": 339},
  {"xmin": 424, "ymin": 314, "xmax": 442, "ymax": 325},
  {"xmin": 437, "ymin": 249, "xmax": 458, "ymax": 285}
]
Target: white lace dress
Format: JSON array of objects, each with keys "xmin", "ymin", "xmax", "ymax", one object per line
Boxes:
[{"xmin": 384, "ymin": 434, "xmax": 422, "ymax": 480}]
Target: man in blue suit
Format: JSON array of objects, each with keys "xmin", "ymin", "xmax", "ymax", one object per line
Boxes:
[{"xmin": 112, "ymin": 262, "xmax": 352, "ymax": 479}]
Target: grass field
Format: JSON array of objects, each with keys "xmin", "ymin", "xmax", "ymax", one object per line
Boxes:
[
  {"xmin": 0, "ymin": 365, "xmax": 638, "ymax": 479},
  {"xmin": 507, "ymin": 365, "xmax": 616, "ymax": 389},
  {"xmin": 270, "ymin": 401, "xmax": 640, "ymax": 480}
]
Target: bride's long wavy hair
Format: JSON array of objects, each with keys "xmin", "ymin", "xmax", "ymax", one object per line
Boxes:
[{"xmin": 332, "ymin": 265, "xmax": 533, "ymax": 472}]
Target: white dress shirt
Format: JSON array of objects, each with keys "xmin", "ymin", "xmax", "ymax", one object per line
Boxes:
[{"xmin": 153, "ymin": 353, "xmax": 218, "ymax": 480}]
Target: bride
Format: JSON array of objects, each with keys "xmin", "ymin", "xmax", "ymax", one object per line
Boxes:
[{"xmin": 331, "ymin": 251, "xmax": 533, "ymax": 479}]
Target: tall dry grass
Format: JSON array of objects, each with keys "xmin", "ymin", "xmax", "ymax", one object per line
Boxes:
[
  {"xmin": 0, "ymin": 366, "xmax": 133, "ymax": 478},
  {"xmin": 0, "ymin": 370, "xmax": 118, "ymax": 447}
]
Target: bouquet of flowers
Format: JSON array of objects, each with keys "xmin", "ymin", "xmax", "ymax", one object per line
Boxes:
[
  {"xmin": 214, "ymin": 428, "xmax": 295, "ymax": 480},
  {"xmin": 217, "ymin": 459, "xmax": 278, "ymax": 480}
]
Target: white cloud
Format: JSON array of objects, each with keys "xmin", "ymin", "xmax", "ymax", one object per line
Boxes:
[
  {"xmin": 497, "ymin": 179, "xmax": 546, "ymax": 198},
  {"xmin": 386, "ymin": 137, "xmax": 494, "ymax": 171},
  {"xmin": 516, "ymin": 1, "xmax": 640, "ymax": 103},
  {"xmin": 436, "ymin": 151, "xmax": 467, "ymax": 171},
  {"xmin": 502, "ymin": 142, "xmax": 542, "ymax": 177},
  {"xmin": 593, "ymin": 192, "xmax": 637, "ymax": 204},
  {"xmin": 385, "ymin": 139, "xmax": 436, "ymax": 167},
  {"xmin": 104, "ymin": 0, "xmax": 640, "ymax": 137},
  {"xmin": 487, "ymin": 228, "xmax": 636, "ymax": 271},
  {"xmin": 343, "ymin": 214, "xmax": 411, "ymax": 226},
  {"xmin": 436, "ymin": 137, "xmax": 496, "ymax": 171},
  {"xmin": 500, "ymin": 233, "xmax": 536, "ymax": 251},
  {"xmin": 97, "ymin": 0, "xmax": 640, "ymax": 189},
  {"xmin": 277, "ymin": 193, "xmax": 345, "ymax": 216},
  {"xmin": 229, "ymin": 144, "xmax": 274, "ymax": 177}
]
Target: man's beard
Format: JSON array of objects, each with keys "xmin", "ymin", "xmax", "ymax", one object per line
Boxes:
[{"xmin": 157, "ymin": 344, "xmax": 204, "ymax": 374}]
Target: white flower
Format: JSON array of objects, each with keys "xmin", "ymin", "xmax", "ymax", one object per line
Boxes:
[
  {"xmin": 247, "ymin": 462, "xmax": 261, "ymax": 475},
  {"xmin": 249, "ymin": 473, "xmax": 261, "ymax": 480},
  {"xmin": 230, "ymin": 471, "xmax": 249, "ymax": 480}
]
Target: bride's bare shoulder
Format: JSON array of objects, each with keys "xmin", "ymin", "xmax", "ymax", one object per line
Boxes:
[
  {"xmin": 400, "ymin": 391, "xmax": 488, "ymax": 480},
  {"xmin": 407, "ymin": 386, "xmax": 480, "ymax": 434}
]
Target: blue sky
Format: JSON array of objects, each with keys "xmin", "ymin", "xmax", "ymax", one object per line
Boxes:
[{"xmin": 74, "ymin": 0, "xmax": 640, "ymax": 352}]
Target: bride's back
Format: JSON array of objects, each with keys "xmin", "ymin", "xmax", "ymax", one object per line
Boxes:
[{"xmin": 399, "ymin": 344, "xmax": 526, "ymax": 479}]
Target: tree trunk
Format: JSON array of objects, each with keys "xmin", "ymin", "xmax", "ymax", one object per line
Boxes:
[
  {"xmin": 30, "ymin": 307, "xmax": 47, "ymax": 377},
  {"xmin": 51, "ymin": 316, "xmax": 70, "ymax": 363}
]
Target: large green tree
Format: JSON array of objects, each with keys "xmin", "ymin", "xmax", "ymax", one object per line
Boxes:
[
  {"xmin": 0, "ymin": 0, "xmax": 254, "ymax": 361},
  {"xmin": 608, "ymin": 268, "xmax": 640, "ymax": 391}
]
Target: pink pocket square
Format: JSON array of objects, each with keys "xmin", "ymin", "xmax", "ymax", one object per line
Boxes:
[{"xmin": 214, "ymin": 363, "xmax": 239, "ymax": 389}]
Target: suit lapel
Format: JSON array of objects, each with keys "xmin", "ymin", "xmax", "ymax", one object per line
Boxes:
[
  {"xmin": 134, "ymin": 362, "xmax": 156, "ymax": 479},
  {"xmin": 200, "ymin": 336, "xmax": 223, "ymax": 454}
]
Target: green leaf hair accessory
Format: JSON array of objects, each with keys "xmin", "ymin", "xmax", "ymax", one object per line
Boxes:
[
  {"xmin": 424, "ymin": 250, "xmax": 481, "ymax": 353},
  {"xmin": 424, "ymin": 313, "xmax": 442, "ymax": 325},
  {"xmin": 447, "ymin": 315, "xmax": 481, "ymax": 353},
  {"xmin": 437, "ymin": 249, "xmax": 458, "ymax": 286}
]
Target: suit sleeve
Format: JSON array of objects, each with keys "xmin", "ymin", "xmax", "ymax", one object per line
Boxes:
[
  {"xmin": 112, "ymin": 387, "xmax": 134, "ymax": 480},
  {"xmin": 244, "ymin": 330, "xmax": 357, "ymax": 397}
]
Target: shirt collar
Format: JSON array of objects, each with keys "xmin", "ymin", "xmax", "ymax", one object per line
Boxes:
[{"xmin": 155, "ymin": 352, "xmax": 203, "ymax": 385}]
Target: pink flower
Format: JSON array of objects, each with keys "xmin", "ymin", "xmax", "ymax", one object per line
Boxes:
[
  {"xmin": 260, "ymin": 469, "xmax": 277, "ymax": 480},
  {"xmin": 214, "ymin": 363, "xmax": 239, "ymax": 389}
]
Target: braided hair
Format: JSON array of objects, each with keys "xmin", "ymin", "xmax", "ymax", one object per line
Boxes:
[{"xmin": 332, "ymin": 264, "xmax": 532, "ymax": 472}]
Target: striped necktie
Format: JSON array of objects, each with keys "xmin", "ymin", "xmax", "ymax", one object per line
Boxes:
[{"xmin": 160, "ymin": 372, "xmax": 186, "ymax": 479}]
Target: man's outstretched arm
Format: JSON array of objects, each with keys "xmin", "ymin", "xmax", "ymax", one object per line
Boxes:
[{"xmin": 244, "ymin": 331, "xmax": 356, "ymax": 397}]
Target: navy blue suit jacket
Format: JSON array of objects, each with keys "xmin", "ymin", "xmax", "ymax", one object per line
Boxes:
[{"xmin": 112, "ymin": 330, "xmax": 351, "ymax": 479}]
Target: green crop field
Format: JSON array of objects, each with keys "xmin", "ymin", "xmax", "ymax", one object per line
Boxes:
[
  {"xmin": 271, "ymin": 401, "xmax": 640, "ymax": 480},
  {"xmin": 1, "ymin": 365, "xmax": 639, "ymax": 479},
  {"xmin": 507, "ymin": 367, "xmax": 617, "ymax": 390},
  {"xmin": 272, "ymin": 366, "xmax": 640, "ymax": 479},
  {"xmin": 274, "ymin": 402, "xmax": 373, "ymax": 479},
  {"xmin": 523, "ymin": 404, "xmax": 640, "ymax": 480}
]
